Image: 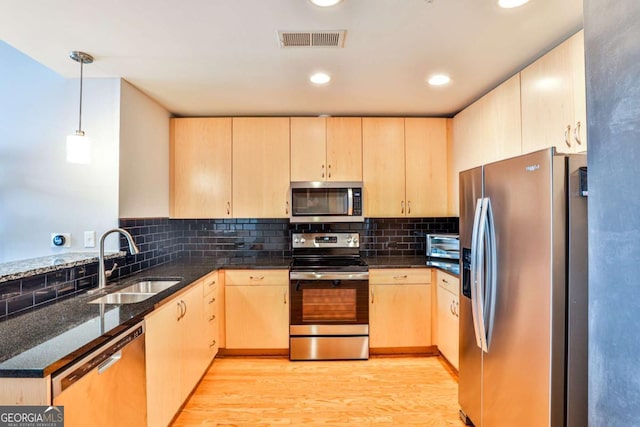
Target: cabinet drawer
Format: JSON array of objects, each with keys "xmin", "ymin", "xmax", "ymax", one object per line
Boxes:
[
  {"xmin": 438, "ymin": 274, "xmax": 459, "ymax": 296},
  {"xmin": 203, "ymin": 271, "xmax": 219, "ymax": 296},
  {"xmin": 225, "ymin": 269, "xmax": 288, "ymax": 286},
  {"xmin": 369, "ymin": 268, "xmax": 431, "ymax": 285}
]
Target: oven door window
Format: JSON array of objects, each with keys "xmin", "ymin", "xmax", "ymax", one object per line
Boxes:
[
  {"xmin": 302, "ymin": 288, "xmax": 356, "ymax": 322},
  {"xmin": 291, "ymin": 280, "xmax": 368, "ymax": 325},
  {"xmin": 291, "ymin": 188, "xmax": 348, "ymax": 216}
]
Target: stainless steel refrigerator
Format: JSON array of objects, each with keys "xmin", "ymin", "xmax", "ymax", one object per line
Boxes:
[{"xmin": 458, "ymin": 148, "xmax": 587, "ymax": 427}]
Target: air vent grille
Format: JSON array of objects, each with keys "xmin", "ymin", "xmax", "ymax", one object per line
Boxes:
[{"xmin": 278, "ymin": 30, "xmax": 346, "ymax": 48}]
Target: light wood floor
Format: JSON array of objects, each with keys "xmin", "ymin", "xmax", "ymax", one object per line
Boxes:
[{"xmin": 172, "ymin": 356, "xmax": 465, "ymax": 426}]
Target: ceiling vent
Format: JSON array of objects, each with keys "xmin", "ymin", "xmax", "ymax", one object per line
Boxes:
[{"xmin": 278, "ymin": 30, "xmax": 346, "ymax": 48}]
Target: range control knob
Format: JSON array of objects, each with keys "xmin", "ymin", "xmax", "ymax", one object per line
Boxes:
[
  {"xmin": 300, "ymin": 237, "xmax": 306, "ymax": 244},
  {"xmin": 294, "ymin": 238, "xmax": 299, "ymax": 244}
]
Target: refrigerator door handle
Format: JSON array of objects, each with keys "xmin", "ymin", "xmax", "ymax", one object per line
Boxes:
[
  {"xmin": 476, "ymin": 197, "xmax": 490, "ymax": 352},
  {"xmin": 484, "ymin": 198, "xmax": 498, "ymax": 351},
  {"xmin": 470, "ymin": 198, "xmax": 484, "ymax": 349}
]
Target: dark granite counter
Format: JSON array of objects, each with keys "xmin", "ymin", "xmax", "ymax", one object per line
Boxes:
[{"xmin": 0, "ymin": 256, "xmax": 291, "ymax": 378}]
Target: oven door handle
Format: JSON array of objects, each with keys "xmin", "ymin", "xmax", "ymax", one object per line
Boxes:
[{"xmin": 289, "ymin": 271, "xmax": 369, "ymax": 281}]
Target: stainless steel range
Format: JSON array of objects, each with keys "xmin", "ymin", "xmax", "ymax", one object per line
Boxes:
[{"xmin": 289, "ymin": 232, "xmax": 369, "ymax": 361}]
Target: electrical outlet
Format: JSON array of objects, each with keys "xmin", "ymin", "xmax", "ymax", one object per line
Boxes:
[
  {"xmin": 84, "ymin": 231, "xmax": 96, "ymax": 248},
  {"xmin": 51, "ymin": 233, "xmax": 71, "ymax": 248}
]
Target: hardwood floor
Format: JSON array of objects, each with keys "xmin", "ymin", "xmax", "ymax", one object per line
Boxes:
[{"xmin": 172, "ymin": 356, "xmax": 464, "ymax": 426}]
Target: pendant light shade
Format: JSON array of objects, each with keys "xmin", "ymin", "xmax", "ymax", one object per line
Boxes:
[{"xmin": 66, "ymin": 51, "xmax": 93, "ymax": 164}]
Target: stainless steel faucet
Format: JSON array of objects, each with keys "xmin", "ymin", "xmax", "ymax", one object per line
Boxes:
[{"xmin": 98, "ymin": 228, "xmax": 140, "ymax": 290}]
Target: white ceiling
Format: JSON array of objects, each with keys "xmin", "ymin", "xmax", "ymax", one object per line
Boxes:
[{"xmin": 0, "ymin": 0, "xmax": 583, "ymax": 117}]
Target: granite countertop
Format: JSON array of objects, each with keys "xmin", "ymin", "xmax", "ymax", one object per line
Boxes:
[{"xmin": 0, "ymin": 256, "xmax": 293, "ymax": 378}]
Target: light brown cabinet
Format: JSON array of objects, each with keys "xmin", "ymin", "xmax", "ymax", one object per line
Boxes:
[
  {"xmin": 521, "ymin": 30, "xmax": 586, "ymax": 155},
  {"xmin": 232, "ymin": 117, "xmax": 291, "ymax": 218},
  {"xmin": 369, "ymin": 268, "xmax": 432, "ymax": 351},
  {"xmin": 363, "ymin": 118, "xmax": 448, "ymax": 218},
  {"xmin": 170, "ymin": 118, "xmax": 232, "ymax": 218},
  {"xmin": 436, "ymin": 270, "xmax": 459, "ymax": 370},
  {"xmin": 145, "ymin": 281, "xmax": 205, "ymax": 427},
  {"xmin": 203, "ymin": 271, "xmax": 220, "ymax": 358},
  {"xmin": 449, "ymin": 74, "xmax": 522, "ymax": 215},
  {"xmin": 290, "ymin": 117, "xmax": 363, "ymax": 182},
  {"xmin": 224, "ymin": 269, "xmax": 289, "ymax": 351}
]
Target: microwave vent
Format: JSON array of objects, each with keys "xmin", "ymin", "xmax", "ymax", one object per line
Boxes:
[{"xmin": 278, "ymin": 30, "xmax": 346, "ymax": 48}]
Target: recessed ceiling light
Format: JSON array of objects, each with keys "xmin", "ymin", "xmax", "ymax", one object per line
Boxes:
[
  {"xmin": 310, "ymin": 0, "xmax": 343, "ymax": 6},
  {"xmin": 310, "ymin": 72, "xmax": 331, "ymax": 85},
  {"xmin": 427, "ymin": 74, "xmax": 451, "ymax": 86},
  {"xmin": 498, "ymin": 0, "xmax": 530, "ymax": 8}
]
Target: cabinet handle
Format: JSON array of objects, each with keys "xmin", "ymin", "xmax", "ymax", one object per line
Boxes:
[
  {"xmin": 574, "ymin": 121, "xmax": 582, "ymax": 145},
  {"xmin": 283, "ymin": 290, "xmax": 287, "ymax": 305},
  {"xmin": 442, "ymin": 279, "xmax": 449, "ymax": 284},
  {"xmin": 181, "ymin": 300, "xmax": 187, "ymax": 319},
  {"xmin": 286, "ymin": 201, "xmax": 289, "ymax": 215},
  {"xmin": 564, "ymin": 125, "xmax": 572, "ymax": 147},
  {"xmin": 177, "ymin": 301, "xmax": 183, "ymax": 321},
  {"xmin": 209, "ymin": 315, "xmax": 216, "ymax": 322},
  {"xmin": 208, "ymin": 280, "xmax": 216, "ymax": 287},
  {"xmin": 370, "ymin": 288, "xmax": 374, "ymax": 304},
  {"xmin": 450, "ymin": 301, "xmax": 456, "ymax": 316},
  {"xmin": 209, "ymin": 340, "xmax": 217, "ymax": 348},
  {"xmin": 407, "ymin": 201, "xmax": 411, "ymax": 215},
  {"xmin": 250, "ymin": 275, "xmax": 264, "ymax": 280},
  {"xmin": 393, "ymin": 275, "xmax": 408, "ymax": 280},
  {"xmin": 328, "ymin": 164, "xmax": 332, "ymax": 178},
  {"xmin": 321, "ymin": 164, "xmax": 325, "ymax": 178},
  {"xmin": 226, "ymin": 201, "xmax": 231, "ymax": 215},
  {"xmin": 208, "ymin": 297, "xmax": 216, "ymax": 304},
  {"xmin": 401, "ymin": 201, "xmax": 405, "ymax": 214}
]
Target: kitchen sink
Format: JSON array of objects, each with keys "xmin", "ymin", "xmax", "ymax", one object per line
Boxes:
[
  {"xmin": 88, "ymin": 279, "xmax": 182, "ymax": 304},
  {"xmin": 117, "ymin": 280, "xmax": 181, "ymax": 294}
]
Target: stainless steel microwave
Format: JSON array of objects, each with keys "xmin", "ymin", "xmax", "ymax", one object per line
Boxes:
[{"xmin": 290, "ymin": 181, "xmax": 364, "ymax": 223}]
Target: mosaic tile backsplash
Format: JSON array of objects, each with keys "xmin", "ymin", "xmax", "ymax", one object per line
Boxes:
[{"xmin": 0, "ymin": 216, "xmax": 457, "ymax": 319}]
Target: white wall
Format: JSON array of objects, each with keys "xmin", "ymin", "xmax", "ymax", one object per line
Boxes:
[
  {"xmin": 0, "ymin": 42, "xmax": 121, "ymax": 263},
  {"xmin": 119, "ymin": 80, "xmax": 171, "ymax": 218}
]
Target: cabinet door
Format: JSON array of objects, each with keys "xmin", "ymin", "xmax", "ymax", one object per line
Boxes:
[
  {"xmin": 290, "ymin": 117, "xmax": 326, "ymax": 181},
  {"xmin": 363, "ymin": 118, "xmax": 406, "ymax": 217},
  {"xmin": 170, "ymin": 118, "xmax": 232, "ymax": 218},
  {"xmin": 180, "ymin": 282, "xmax": 206, "ymax": 399},
  {"xmin": 571, "ymin": 30, "xmax": 587, "ymax": 152},
  {"xmin": 145, "ymin": 298, "xmax": 182, "ymax": 427},
  {"xmin": 521, "ymin": 37, "xmax": 575, "ymax": 154},
  {"xmin": 326, "ymin": 117, "xmax": 363, "ymax": 181},
  {"xmin": 405, "ymin": 118, "xmax": 448, "ymax": 217},
  {"xmin": 484, "ymin": 74, "xmax": 523, "ymax": 163},
  {"xmin": 436, "ymin": 271, "xmax": 459, "ymax": 370},
  {"xmin": 225, "ymin": 285, "xmax": 289, "ymax": 349},
  {"xmin": 232, "ymin": 117, "xmax": 290, "ymax": 218},
  {"xmin": 369, "ymin": 283, "xmax": 431, "ymax": 348}
]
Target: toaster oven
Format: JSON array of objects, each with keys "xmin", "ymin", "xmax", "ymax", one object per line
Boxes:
[{"xmin": 426, "ymin": 233, "xmax": 460, "ymax": 260}]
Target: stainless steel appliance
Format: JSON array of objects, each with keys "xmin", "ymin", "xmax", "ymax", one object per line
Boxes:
[
  {"xmin": 289, "ymin": 232, "xmax": 369, "ymax": 360},
  {"xmin": 290, "ymin": 181, "xmax": 364, "ymax": 223},
  {"xmin": 458, "ymin": 148, "xmax": 587, "ymax": 427},
  {"xmin": 426, "ymin": 233, "xmax": 460, "ymax": 275},
  {"xmin": 52, "ymin": 321, "xmax": 147, "ymax": 427}
]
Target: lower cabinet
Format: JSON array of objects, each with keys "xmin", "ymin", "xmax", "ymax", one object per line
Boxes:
[
  {"xmin": 369, "ymin": 268, "xmax": 432, "ymax": 351},
  {"xmin": 145, "ymin": 280, "xmax": 209, "ymax": 427},
  {"xmin": 203, "ymin": 271, "xmax": 220, "ymax": 358},
  {"xmin": 436, "ymin": 270, "xmax": 459, "ymax": 370},
  {"xmin": 224, "ymin": 269, "xmax": 289, "ymax": 351}
]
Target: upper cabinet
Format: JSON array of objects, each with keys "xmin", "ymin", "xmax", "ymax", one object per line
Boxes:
[
  {"xmin": 290, "ymin": 117, "xmax": 362, "ymax": 182},
  {"xmin": 170, "ymin": 118, "xmax": 232, "ymax": 218},
  {"xmin": 363, "ymin": 117, "xmax": 449, "ymax": 218},
  {"xmin": 521, "ymin": 30, "xmax": 586, "ymax": 154},
  {"xmin": 232, "ymin": 117, "xmax": 291, "ymax": 218},
  {"xmin": 449, "ymin": 74, "xmax": 522, "ymax": 215}
]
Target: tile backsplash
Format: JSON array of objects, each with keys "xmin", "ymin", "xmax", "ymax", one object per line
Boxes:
[{"xmin": 0, "ymin": 216, "xmax": 458, "ymax": 319}]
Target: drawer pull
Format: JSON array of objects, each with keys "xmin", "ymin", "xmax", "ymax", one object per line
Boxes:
[
  {"xmin": 209, "ymin": 340, "xmax": 217, "ymax": 348},
  {"xmin": 208, "ymin": 280, "xmax": 216, "ymax": 286},
  {"xmin": 442, "ymin": 279, "xmax": 449, "ymax": 284},
  {"xmin": 208, "ymin": 297, "xmax": 216, "ymax": 304},
  {"xmin": 250, "ymin": 276, "xmax": 265, "ymax": 280},
  {"xmin": 393, "ymin": 275, "xmax": 408, "ymax": 280},
  {"xmin": 209, "ymin": 315, "xmax": 216, "ymax": 321}
]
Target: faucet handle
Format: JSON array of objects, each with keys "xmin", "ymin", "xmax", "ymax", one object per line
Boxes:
[{"xmin": 105, "ymin": 262, "xmax": 118, "ymax": 278}]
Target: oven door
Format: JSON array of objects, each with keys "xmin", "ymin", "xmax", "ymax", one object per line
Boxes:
[{"xmin": 289, "ymin": 271, "xmax": 369, "ymax": 333}]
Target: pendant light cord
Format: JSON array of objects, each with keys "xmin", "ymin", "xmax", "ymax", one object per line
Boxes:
[{"xmin": 78, "ymin": 59, "xmax": 84, "ymax": 133}]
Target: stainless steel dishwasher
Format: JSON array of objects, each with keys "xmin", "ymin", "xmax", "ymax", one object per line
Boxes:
[{"xmin": 52, "ymin": 321, "xmax": 147, "ymax": 427}]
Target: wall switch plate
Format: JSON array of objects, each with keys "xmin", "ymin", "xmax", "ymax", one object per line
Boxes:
[
  {"xmin": 84, "ymin": 231, "xmax": 96, "ymax": 248},
  {"xmin": 51, "ymin": 233, "xmax": 71, "ymax": 248}
]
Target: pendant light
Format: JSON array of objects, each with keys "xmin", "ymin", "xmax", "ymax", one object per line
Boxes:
[{"xmin": 66, "ymin": 51, "xmax": 94, "ymax": 164}]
